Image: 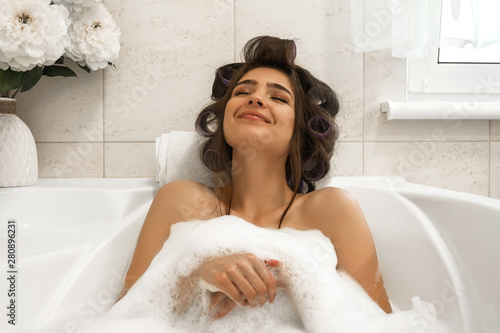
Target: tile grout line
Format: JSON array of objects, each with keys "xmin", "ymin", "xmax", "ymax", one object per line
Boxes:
[
  {"xmin": 102, "ymin": 69, "xmax": 106, "ymax": 178},
  {"xmin": 358, "ymin": 140, "xmax": 493, "ymax": 143},
  {"xmin": 36, "ymin": 141, "xmax": 157, "ymax": 144},
  {"xmin": 233, "ymin": 0, "xmax": 236, "ymax": 62},
  {"xmin": 489, "ymin": 140, "xmax": 491, "ymax": 197},
  {"xmin": 488, "ymin": 120, "xmax": 491, "ymax": 197},
  {"xmin": 362, "ymin": 52, "xmax": 365, "ymax": 176},
  {"xmin": 35, "ymin": 140, "xmax": 499, "ymax": 144}
]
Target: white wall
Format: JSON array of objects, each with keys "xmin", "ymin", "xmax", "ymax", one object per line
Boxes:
[{"xmin": 15, "ymin": 0, "xmax": 500, "ymax": 199}]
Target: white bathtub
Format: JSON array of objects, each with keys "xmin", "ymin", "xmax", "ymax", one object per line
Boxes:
[{"xmin": 0, "ymin": 177, "xmax": 499, "ymax": 333}]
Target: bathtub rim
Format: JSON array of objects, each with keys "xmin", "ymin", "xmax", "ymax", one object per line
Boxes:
[{"xmin": 2, "ymin": 176, "xmax": 498, "ymax": 206}]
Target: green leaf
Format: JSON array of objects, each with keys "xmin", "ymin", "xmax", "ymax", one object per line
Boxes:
[
  {"xmin": 42, "ymin": 65, "xmax": 77, "ymax": 77},
  {"xmin": 20, "ymin": 66, "xmax": 43, "ymax": 93},
  {"xmin": 0, "ymin": 68, "xmax": 24, "ymax": 95},
  {"xmin": 77, "ymin": 63, "xmax": 91, "ymax": 73},
  {"xmin": 55, "ymin": 56, "xmax": 64, "ymax": 65}
]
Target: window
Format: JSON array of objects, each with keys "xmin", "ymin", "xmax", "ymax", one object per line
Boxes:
[
  {"xmin": 408, "ymin": 0, "xmax": 500, "ymax": 97},
  {"xmin": 438, "ymin": 44, "xmax": 500, "ymax": 64},
  {"xmin": 439, "ymin": 0, "xmax": 500, "ymax": 64}
]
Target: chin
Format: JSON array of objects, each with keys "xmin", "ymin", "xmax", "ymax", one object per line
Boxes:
[{"xmin": 226, "ymin": 126, "xmax": 271, "ymax": 147}]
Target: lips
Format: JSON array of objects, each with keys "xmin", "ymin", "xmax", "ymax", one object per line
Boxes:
[{"xmin": 238, "ymin": 111, "xmax": 270, "ymax": 123}]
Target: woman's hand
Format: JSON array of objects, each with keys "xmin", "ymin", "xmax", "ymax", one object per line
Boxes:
[
  {"xmin": 208, "ymin": 292, "xmax": 239, "ymax": 319},
  {"xmin": 192, "ymin": 254, "xmax": 280, "ymax": 315}
]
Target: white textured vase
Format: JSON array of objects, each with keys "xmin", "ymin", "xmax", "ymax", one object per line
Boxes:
[{"xmin": 0, "ymin": 97, "xmax": 38, "ymax": 187}]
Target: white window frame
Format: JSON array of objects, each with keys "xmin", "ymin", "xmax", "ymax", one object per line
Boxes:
[
  {"xmin": 382, "ymin": 46, "xmax": 500, "ymax": 120},
  {"xmin": 381, "ymin": 0, "xmax": 500, "ymax": 120},
  {"xmin": 407, "ymin": 46, "xmax": 500, "ymax": 98}
]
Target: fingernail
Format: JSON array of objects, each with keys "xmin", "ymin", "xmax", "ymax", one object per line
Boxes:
[{"xmin": 267, "ymin": 259, "xmax": 280, "ymax": 267}]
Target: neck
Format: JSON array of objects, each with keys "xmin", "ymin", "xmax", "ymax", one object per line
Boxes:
[{"xmin": 228, "ymin": 151, "xmax": 294, "ymax": 223}]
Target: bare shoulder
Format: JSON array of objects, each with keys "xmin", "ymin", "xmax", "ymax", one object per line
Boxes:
[
  {"xmin": 157, "ymin": 179, "xmax": 213, "ymax": 199},
  {"xmin": 300, "ymin": 186, "xmax": 361, "ymax": 223},
  {"xmin": 298, "ymin": 187, "xmax": 392, "ymax": 313},
  {"xmin": 118, "ymin": 180, "xmax": 220, "ymax": 298},
  {"xmin": 301, "ymin": 186, "xmax": 358, "ymax": 208},
  {"xmin": 297, "ymin": 186, "xmax": 371, "ymax": 244},
  {"xmin": 156, "ymin": 180, "xmax": 221, "ymax": 221}
]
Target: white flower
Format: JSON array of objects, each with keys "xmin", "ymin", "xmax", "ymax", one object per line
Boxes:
[
  {"xmin": 65, "ymin": 3, "xmax": 120, "ymax": 71},
  {"xmin": 52, "ymin": 0, "xmax": 100, "ymax": 12},
  {"xmin": 0, "ymin": 0, "xmax": 70, "ymax": 71}
]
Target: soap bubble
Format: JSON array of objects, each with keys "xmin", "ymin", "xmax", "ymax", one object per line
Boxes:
[{"xmin": 82, "ymin": 216, "xmax": 452, "ymax": 333}]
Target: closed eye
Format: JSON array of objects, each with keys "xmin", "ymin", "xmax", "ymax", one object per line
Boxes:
[
  {"xmin": 272, "ymin": 96, "xmax": 289, "ymax": 104},
  {"xmin": 233, "ymin": 89, "xmax": 289, "ymax": 104},
  {"xmin": 233, "ymin": 91, "xmax": 249, "ymax": 96}
]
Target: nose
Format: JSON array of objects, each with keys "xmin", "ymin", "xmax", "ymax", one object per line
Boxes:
[{"xmin": 247, "ymin": 92, "xmax": 266, "ymax": 107}]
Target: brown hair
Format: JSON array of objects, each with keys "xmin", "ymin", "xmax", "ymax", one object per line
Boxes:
[{"xmin": 195, "ymin": 36, "xmax": 340, "ymax": 227}]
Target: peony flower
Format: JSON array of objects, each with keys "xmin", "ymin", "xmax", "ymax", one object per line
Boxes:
[
  {"xmin": 0, "ymin": 0, "xmax": 70, "ymax": 71},
  {"xmin": 65, "ymin": 3, "xmax": 120, "ymax": 71},
  {"xmin": 52, "ymin": 0, "xmax": 100, "ymax": 12}
]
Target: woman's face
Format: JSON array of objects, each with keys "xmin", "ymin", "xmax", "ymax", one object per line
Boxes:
[{"xmin": 223, "ymin": 67, "xmax": 296, "ymax": 159}]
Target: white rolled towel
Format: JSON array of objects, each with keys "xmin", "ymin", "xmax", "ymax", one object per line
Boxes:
[
  {"xmin": 155, "ymin": 131, "xmax": 333, "ymax": 189},
  {"xmin": 156, "ymin": 131, "xmax": 214, "ymax": 187}
]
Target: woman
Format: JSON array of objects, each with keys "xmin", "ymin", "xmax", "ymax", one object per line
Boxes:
[{"xmin": 118, "ymin": 36, "xmax": 392, "ymax": 319}]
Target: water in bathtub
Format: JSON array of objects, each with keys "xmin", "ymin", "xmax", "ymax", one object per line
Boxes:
[{"xmin": 81, "ymin": 215, "xmax": 451, "ymax": 333}]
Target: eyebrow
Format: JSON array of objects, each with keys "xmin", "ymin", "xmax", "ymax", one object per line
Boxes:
[{"xmin": 235, "ymin": 79, "xmax": 294, "ymax": 99}]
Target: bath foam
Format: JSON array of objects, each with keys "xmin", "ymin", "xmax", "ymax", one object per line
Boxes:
[{"xmin": 82, "ymin": 215, "xmax": 451, "ymax": 333}]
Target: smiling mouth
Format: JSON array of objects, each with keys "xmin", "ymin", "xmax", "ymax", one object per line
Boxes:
[{"xmin": 238, "ymin": 112, "xmax": 270, "ymax": 123}]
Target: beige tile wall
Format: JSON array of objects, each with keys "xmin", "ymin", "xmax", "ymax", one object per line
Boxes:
[
  {"xmin": 14, "ymin": 0, "xmax": 499, "ymax": 199},
  {"xmin": 492, "ymin": 142, "xmax": 500, "ymax": 199}
]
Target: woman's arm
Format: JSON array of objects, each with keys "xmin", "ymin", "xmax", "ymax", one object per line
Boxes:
[
  {"xmin": 118, "ymin": 180, "xmax": 208, "ymax": 300},
  {"xmin": 306, "ymin": 187, "xmax": 393, "ymax": 314},
  {"xmin": 117, "ymin": 180, "xmax": 280, "ymax": 317}
]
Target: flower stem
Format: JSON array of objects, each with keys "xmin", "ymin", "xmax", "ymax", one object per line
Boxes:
[{"xmin": 10, "ymin": 86, "xmax": 21, "ymax": 99}]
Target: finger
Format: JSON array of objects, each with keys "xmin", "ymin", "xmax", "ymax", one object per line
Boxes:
[
  {"xmin": 212, "ymin": 272, "xmax": 246, "ymax": 306},
  {"xmin": 238, "ymin": 264, "xmax": 269, "ymax": 307},
  {"xmin": 214, "ymin": 297, "xmax": 238, "ymax": 319},
  {"xmin": 226, "ymin": 266, "xmax": 260, "ymax": 307},
  {"xmin": 264, "ymin": 259, "xmax": 281, "ymax": 268},
  {"xmin": 253, "ymin": 260, "xmax": 279, "ymax": 304},
  {"xmin": 209, "ymin": 292, "xmax": 228, "ymax": 312},
  {"xmin": 263, "ymin": 258, "xmax": 281, "ymax": 302}
]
